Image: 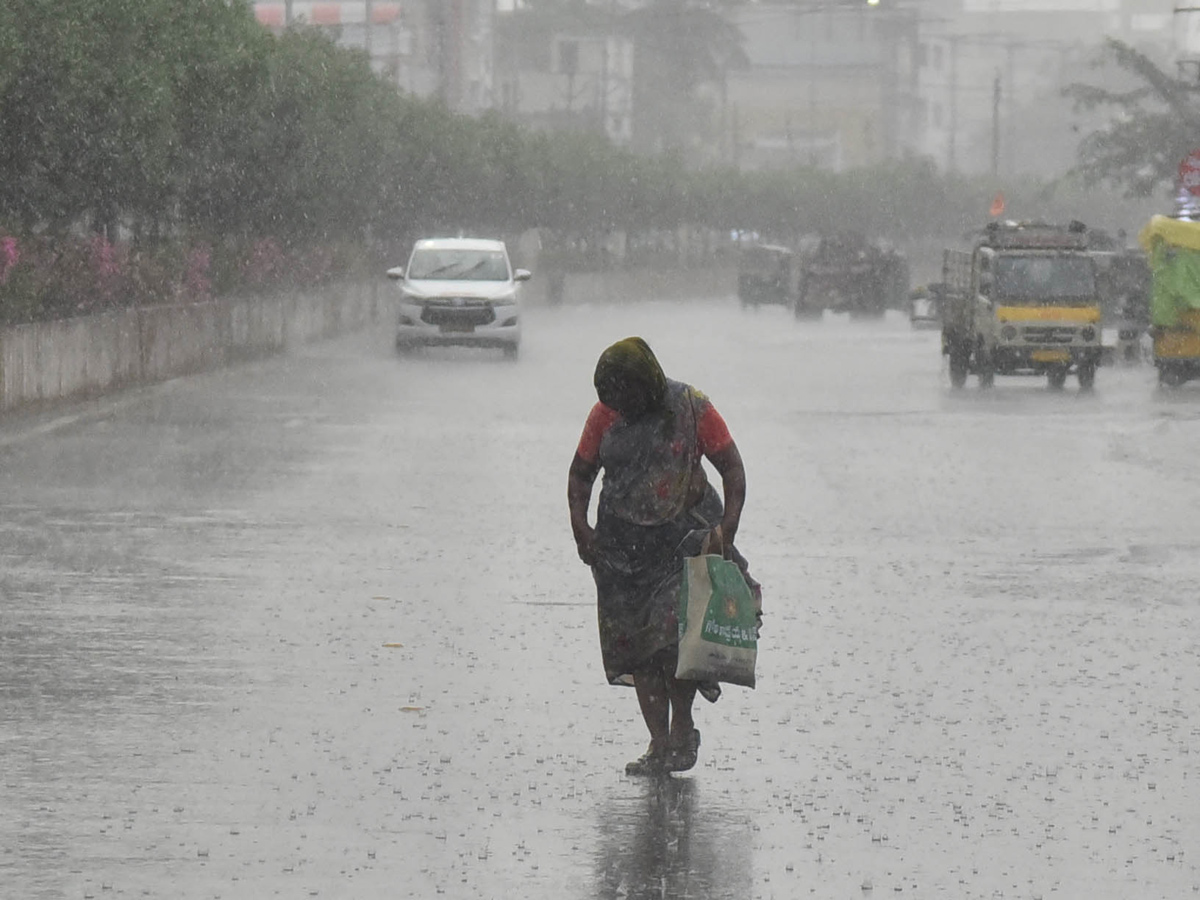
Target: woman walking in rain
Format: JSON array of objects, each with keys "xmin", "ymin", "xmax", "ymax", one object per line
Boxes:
[{"xmin": 567, "ymin": 337, "xmax": 760, "ymax": 776}]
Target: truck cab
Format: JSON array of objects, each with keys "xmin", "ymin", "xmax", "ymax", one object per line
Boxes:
[{"xmin": 942, "ymin": 221, "xmax": 1103, "ymax": 390}]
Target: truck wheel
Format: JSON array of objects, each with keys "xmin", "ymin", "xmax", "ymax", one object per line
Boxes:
[
  {"xmin": 1159, "ymin": 364, "xmax": 1185, "ymax": 388},
  {"xmin": 976, "ymin": 346, "xmax": 995, "ymax": 389},
  {"xmin": 948, "ymin": 349, "xmax": 970, "ymax": 388},
  {"xmin": 1077, "ymin": 361, "xmax": 1096, "ymax": 390},
  {"xmin": 1047, "ymin": 366, "xmax": 1068, "ymax": 390},
  {"xmin": 793, "ymin": 301, "xmax": 819, "ymax": 320}
]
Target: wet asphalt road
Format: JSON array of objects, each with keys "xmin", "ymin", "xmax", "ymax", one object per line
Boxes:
[{"xmin": 3, "ymin": 298, "xmax": 1200, "ymax": 900}]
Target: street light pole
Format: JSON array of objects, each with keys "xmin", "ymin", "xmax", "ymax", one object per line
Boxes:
[{"xmin": 991, "ymin": 68, "xmax": 1000, "ymax": 177}]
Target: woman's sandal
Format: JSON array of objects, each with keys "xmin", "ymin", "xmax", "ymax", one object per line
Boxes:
[
  {"xmin": 665, "ymin": 728, "xmax": 701, "ymax": 773},
  {"xmin": 625, "ymin": 746, "xmax": 668, "ymax": 777}
]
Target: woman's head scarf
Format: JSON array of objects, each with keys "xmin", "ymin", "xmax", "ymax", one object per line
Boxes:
[{"xmin": 593, "ymin": 337, "xmax": 667, "ymax": 418}]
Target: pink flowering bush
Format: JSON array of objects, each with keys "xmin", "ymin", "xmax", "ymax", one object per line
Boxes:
[
  {"xmin": 84, "ymin": 234, "xmax": 132, "ymax": 311},
  {"xmin": 0, "ymin": 236, "xmax": 20, "ymax": 285},
  {"xmin": 243, "ymin": 237, "xmax": 285, "ymax": 288},
  {"xmin": 182, "ymin": 244, "xmax": 213, "ymax": 302},
  {"xmin": 0, "ymin": 232, "xmax": 367, "ymax": 325}
]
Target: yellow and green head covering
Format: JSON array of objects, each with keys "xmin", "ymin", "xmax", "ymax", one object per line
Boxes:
[{"xmin": 593, "ymin": 337, "xmax": 667, "ymax": 417}]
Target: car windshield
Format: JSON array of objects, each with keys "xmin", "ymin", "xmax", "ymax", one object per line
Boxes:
[
  {"xmin": 407, "ymin": 248, "xmax": 509, "ymax": 281},
  {"xmin": 739, "ymin": 247, "xmax": 789, "ymax": 274},
  {"xmin": 993, "ymin": 255, "xmax": 1095, "ymax": 305}
]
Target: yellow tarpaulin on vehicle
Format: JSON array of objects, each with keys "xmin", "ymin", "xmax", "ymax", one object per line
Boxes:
[
  {"xmin": 1138, "ymin": 215, "xmax": 1200, "ymax": 253},
  {"xmin": 1139, "ymin": 216, "xmax": 1200, "ymax": 327}
]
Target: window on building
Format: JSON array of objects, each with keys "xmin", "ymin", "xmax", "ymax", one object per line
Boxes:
[
  {"xmin": 501, "ymin": 80, "xmax": 518, "ymax": 111},
  {"xmin": 558, "ymin": 40, "xmax": 579, "ymax": 77}
]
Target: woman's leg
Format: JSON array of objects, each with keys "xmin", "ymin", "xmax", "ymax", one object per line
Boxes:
[
  {"xmin": 666, "ymin": 675, "xmax": 697, "ymax": 742},
  {"xmin": 633, "ymin": 665, "xmax": 671, "ymax": 752}
]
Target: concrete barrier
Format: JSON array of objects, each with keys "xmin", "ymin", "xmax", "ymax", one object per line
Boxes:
[
  {"xmin": 0, "ymin": 281, "xmax": 380, "ymax": 413},
  {"xmin": 524, "ymin": 265, "xmax": 737, "ymax": 307},
  {"xmin": 0, "ymin": 268, "xmax": 724, "ymax": 413}
]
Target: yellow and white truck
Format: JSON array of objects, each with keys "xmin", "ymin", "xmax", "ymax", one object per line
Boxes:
[
  {"xmin": 941, "ymin": 220, "xmax": 1104, "ymax": 390},
  {"xmin": 1139, "ymin": 215, "xmax": 1200, "ymax": 387}
]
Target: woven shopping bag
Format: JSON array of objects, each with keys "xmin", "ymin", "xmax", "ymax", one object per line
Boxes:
[{"xmin": 675, "ymin": 554, "xmax": 758, "ymax": 688}]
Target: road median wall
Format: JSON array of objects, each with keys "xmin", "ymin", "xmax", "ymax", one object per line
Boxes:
[
  {"xmin": 0, "ymin": 282, "xmax": 379, "ymax": 413},
  {"xmin": 0, "ymin": 267, "xmax": 733, "ymax": 413},
  {"xmin": 527, "ymin": 265, "xmax": 736, "ymax": 307}
]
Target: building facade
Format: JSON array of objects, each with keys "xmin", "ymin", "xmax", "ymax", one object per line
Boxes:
[
  {"xmin": 253, "ymin": 0, "xmax": 496, "ymax": 114},
  {"xmin": 726, "ymin": 3, "xmax": 920, "ymax": 172},
  {"xmin": 493, "ymin": 6, "xmax": 634, "ymax": 146},
  {"xmin": 915, "ymin": 0, "xmax": 1175, "ymax": 176}
]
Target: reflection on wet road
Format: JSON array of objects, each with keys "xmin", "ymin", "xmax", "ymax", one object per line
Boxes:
[{"xmin": 3, "ymin": 300, "xmax": 1200, "ymax": 899}]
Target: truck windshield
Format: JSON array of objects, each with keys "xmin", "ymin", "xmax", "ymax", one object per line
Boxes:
[
  {"xmin": 993, "ymin": 255, "xmax": 1095, "ymax": 305},
  {"xmin": 407, "ymin": 249, "xmax": 509, "ymax": 281}
]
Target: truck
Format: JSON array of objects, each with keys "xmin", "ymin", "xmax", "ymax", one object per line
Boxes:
[
  {"xmin": 793, "ymin": 232, "xmax": 909, "ymax": 319},
  {"xmin": 1138, "ymin": 215, "xmax": 1200, "ymax": 386},
  {"xmin": 941, "ymin": 220, "xmax": 1104, "ymax": 390}
]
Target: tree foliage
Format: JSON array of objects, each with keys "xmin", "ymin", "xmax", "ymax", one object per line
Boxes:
[
  {"xmin": 1065, "ymin": 38, "xmax": 1200, "ymax": 198},
  {"xmin": 623, "ymin": 0, "xmax": 748, "ymax": 156},
  {"xmin": 0, "ymin": 0, "xmax": 1160, "ymax": 324}
]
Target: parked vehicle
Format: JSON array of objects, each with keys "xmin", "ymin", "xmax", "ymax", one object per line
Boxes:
[
  {"xmin": 1092, "ymin": 241, "xmax": 1151, "ymax": 365},
  {"xmin": 387, "ymin": 238, "xmax": 530, "ymax": 359},
  {"xmin": 1139, "ymin": 215, "xmax": 1200, "ymax": 386},
  {"xmin": 794, "ymin": 232, "xmax": 909, "ymax": 319},
  {"xmin": 737, "ymin": 243, "xmax": 795, "ymax": 309},
  {"xmin": 941, "ymin": 220, "xmax": 1103, "ymax": 390},
  {"xmin": 909, "ymin": 282, "xmax": 945, "ymax": 330}
]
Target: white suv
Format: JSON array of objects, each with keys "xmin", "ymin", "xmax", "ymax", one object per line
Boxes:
[{"xmin": 387, "ymin": 237, "xmax": 530, "ymax": 358}]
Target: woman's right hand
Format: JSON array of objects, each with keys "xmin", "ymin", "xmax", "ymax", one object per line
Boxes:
[{"xmin": 575, "ymin": 525, "xmax": 599, "ymax": 566}]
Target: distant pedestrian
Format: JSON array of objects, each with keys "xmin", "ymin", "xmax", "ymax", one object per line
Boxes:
[{"xmin": 567, "ymin": 337, "xmax": 760, "ymax": 776}]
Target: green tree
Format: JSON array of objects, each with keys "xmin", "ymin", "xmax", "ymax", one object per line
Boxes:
[
  {"xmin": 623, "ymin": 0, "xmax": 747, "ymax": 159},
  {"xmin": 1065, "ymin": 38, "xmax": 1200, "ymax": 198},
  {"xmin": 0, "ymin": 0, "xmax": 178, "ymax": 234}
]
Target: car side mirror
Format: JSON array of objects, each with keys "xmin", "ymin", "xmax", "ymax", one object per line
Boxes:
[
  {"xmin": 386, "ymin": 266, "xmax": 404, "ymax": 280},
  {"xmin": 978, "ymin": 272, "xmax": 993, "ymax": 296},
  {"xmin": 513, "ymin": 268, "xmax": 532, "ymax": 282}
]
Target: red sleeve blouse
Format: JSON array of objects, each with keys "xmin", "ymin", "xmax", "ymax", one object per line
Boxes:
[{"xmin": 575, "ymin": 395, "xmax": 733, "ymax": 464}]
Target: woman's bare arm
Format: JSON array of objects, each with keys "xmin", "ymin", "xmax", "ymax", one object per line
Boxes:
[
  {"xmin": 568, "ymin": 453, "xmax": 600, "ymax": 564},
  {"xmin": 706, "ymin": 441, "xmax": 746, "ymax": 553}
]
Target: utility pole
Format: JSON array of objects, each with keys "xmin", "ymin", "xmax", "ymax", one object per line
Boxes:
[
  {"xmin": 991, "ymin": 69, "xmax": 1001, "ymax": 177},
  {"xmin": 1004, "ymin": 40, "xmax": 1016, "ymax": 176},
  {"xmin": 600, "ymin": 0, "xmax": 616, "ymax": 138},
  {"xmin": 947, "ymin": 35, "xmax": 959, "ymax": 174},
  {"xmin": 365, "ymin": 0, "xmax": 374, "ymax": 60}
]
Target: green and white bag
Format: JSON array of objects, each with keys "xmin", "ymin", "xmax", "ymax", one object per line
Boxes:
[{"xmin": 675, "ymin": 554, "xmax": 758, "ymax": 688}]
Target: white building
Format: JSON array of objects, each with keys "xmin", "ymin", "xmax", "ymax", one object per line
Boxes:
[
  {"xmin": 493, "ymin": 9, "xmax": 635, "ymax": 146},
  {"xmin": 914, "ymin": 0, "xmax": 1175, "ymax": 176},
  {"xmin": 725, "ymin": 3, "xmax": 920, "ymax": 171},
  {"xmin": 253, "ymin": 0, "xmax": 496, "ymax": 115}
]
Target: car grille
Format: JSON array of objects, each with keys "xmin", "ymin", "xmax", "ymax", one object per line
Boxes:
[
  {"xmin": 421, "ymin": 301, "xmax": 495, "ymax": 328},
  {"xmin": 1021, "ymin": 325, "xmax": 1077, "ymax": 344}
]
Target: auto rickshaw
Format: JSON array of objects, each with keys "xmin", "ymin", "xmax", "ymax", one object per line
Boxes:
[{"xmin": 1139, "ymin": 215, "xmax": 1200, "ymax": 386}]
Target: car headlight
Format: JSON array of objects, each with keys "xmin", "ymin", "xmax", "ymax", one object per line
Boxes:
[
  {"xmin": 1001, "ymin": 325, "xmax": 1017, "ymax": 341},
  {"xmin": 1081, "ymin": 326, "xmax": 1097, "ymax": 342},
  {"xmin": 492, "ymin": 294, "xmax": 518, "ymax": 307}
]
